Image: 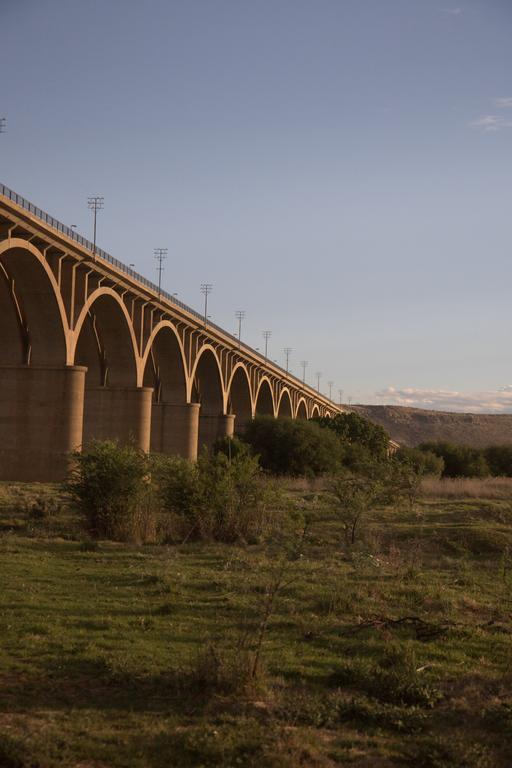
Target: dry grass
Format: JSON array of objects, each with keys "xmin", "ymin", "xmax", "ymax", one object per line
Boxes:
[{"xmin": 421, "ymin": 476, "xmax": 512, "ymax": 499}]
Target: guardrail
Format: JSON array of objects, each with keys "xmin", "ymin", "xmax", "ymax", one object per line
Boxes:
[{"xmin": 0, "ymin": 182, "xmax": 336, "ymax": 405}]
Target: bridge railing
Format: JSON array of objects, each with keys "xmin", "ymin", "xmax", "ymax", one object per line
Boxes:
[{"xmin": 0, "ymin": 182, "xmax": 335, "ymax": 405}]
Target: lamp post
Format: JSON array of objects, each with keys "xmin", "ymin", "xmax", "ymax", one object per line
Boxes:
[
  {"xmin": 315, "ymin": 371, "xmax": 322, "ymax": 392},
  {"xmin": 262, "ymin": 330, "xmax": 272, "ymax": 359},
  {"xmin": 284, "ymin": 347, "xmax": 292, "ymax": 373},
  {"xmin": 201, "ymin": 283, "xmax": 213, "ymax": 326},
  {"xmin": 87, "ymin": 196, "xmax": 104, "ymax": 258},
  {"xmin": 338, "ymin": 389, "xmax": 344, "ymax": 406},
  {"xmin": 300, "ymin": 360, "xmax": 308, "ymax": 385},
  {"xmin": 235, "ymin": 311, "xmax": 245, "ymax": 348},
  {"xmin": 328, "ymin": 381, "xmax": 334, "ymax": 400},
  {"xmin": 154, "ymin": 248, "xmax": 168, "ymax": 297}
]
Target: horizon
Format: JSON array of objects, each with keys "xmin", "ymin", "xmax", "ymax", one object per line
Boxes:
[{"xmin": 2, "ymin": 0, "xmax": 511, "ymax": 414}]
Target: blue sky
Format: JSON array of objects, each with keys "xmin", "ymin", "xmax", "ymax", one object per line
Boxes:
[{"xmin": 2, "ymin": 0, "xmax": 512, "ymax": 411}]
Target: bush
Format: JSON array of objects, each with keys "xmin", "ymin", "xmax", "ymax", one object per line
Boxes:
[
  {"xmin": 243, "ymin": 416, "xmax": 342, "ymax": 476},
  {"xmin": 158, "ymin": 450, "xmax": 282, "ymax": 542},
  {"xmin": 213, "ymin": 434, "xmax": 253, "ymax": 461},
  {"xmin": 65, "ymin": 440, "xmax": 156, "ymax": 542},
  {"xmin": 484, "ymin": 444, "xmax": 512, "ymax": 476},
  {"xmin": 396, "ymin": 446, "xmax": 445, "ymax": 478},
  {"xmin": 313, "ymin": 412, "xmax": 390, "ymax": 458},
  {"xmin": 418, "ymin": 442, "xmax": 489, "ymax": 479}
]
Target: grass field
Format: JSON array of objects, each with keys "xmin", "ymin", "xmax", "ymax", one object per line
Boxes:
[{"xmin": 1, "ymin": 479, "xmax": 512, "ymax": 767}]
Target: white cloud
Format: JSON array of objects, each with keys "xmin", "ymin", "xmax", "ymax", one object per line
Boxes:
[
  {"xmin": 495, "ymin": 97, "xmax": 512, "ymax": 109},
  {"xmin": 470, "ymin": 115, "xmax": 512, "ymax": 131},
  {"xmin": 374, "ymin": 386, "xmax": 512, "ymax": 413}
]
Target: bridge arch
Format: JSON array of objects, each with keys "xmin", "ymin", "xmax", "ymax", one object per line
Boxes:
[
  {"xmin": 142, "ymin": 321, "xmax": 189, "ymax": 455},
  {"xmin": 296, "ymin": 398, "xmax": 308, "ymax": 419},
  {"xmin": 310, "ymin": 404, "xmax": 320, "ymax": 419},
  {"xmin": 142, "ymin": 321, "xmax": 188, "ymax": 402},
  {"xmin": 277, "ymin": 388, "xmax": 293, "ymax": 418},
  {"xmin": 227, "ymin": 362, "xmax": 253, "ymax": 434},
  {"xmin": 73, "ymin": 287, "xmax": 139, "ymax": 387},
  {"xmin": 0, "ymin": 239, "xmax": 70, "ymax": 366},
  {"xmin": 73, "ymin": 288, "xmax": 150, "ymax": 448},
  {"xmin": 255, "ymin": 376, "xmax": 276, "ymax": 417},
  {"xmin": 0, "ymin": 239, "xmax": 81, "ymax": 482},
  {"xmin": 191, "ymin": 345, "xmax": 228, "ymax": 449}
]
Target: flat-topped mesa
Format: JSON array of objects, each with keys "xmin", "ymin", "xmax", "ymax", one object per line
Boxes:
[{"xmin": 0, "ymin": 183, "xmax": 341, "ymax": 481}]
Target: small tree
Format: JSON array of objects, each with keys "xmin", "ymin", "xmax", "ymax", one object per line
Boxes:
[
  {"xmin": 65, "ymin": 440, "xmax": 154, "ymax": 542},
  {"xmin": 243, "ymin": 416, "xmax": 342, "ymax": 476},
  {"xmin": 484, "ymin": 445, "xmax": 512, "ymax": 477},
  {"xmin": 314, "ymin": 412, "xmax": 390, "ymax": 458},
  {"xmin": 396, "ymin": 446, "xmax": 445, "ymax": 478},
  {"xmin": 158, "ymin": 449, "xmax": 280, "ymax": 543},
  {"xmin": 331, "ymin": 470, "xmax": 385, "ymax": 547}
]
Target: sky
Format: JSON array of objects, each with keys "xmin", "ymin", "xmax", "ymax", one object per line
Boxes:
[{"xmin": 1, "ymin": 0, "xmax": 511, "ymax": 412}]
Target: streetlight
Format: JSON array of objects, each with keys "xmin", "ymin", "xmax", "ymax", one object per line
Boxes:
[
  {"xmin": 338, "ymin": 389, "xmax": 344, "ymax": 406},
  {"xmin": 262, "ymin": 330, "xmax": 272, "ymax": 359},
  {"xmin": 284, "ymin": 347, "xmax": 292, "ymax": 373},
  {"xmin": 300, "ymin": 360, "xmax": 308, "ymax": 384},
  {"xmin": 154, "ymin": 248, "xmax": 168, "ymax": 297},
  {"xmin": 328, "ymin": 381, "xmax": 334, "ymax": 400},
  {"xmin": 235, "ymin": 310, "xmax": 245, "ymax": 348},
  {"xmin": 87, "ymin": 196, "xmax": 104, "ymax": 258},
  {"xmin": 315, "ymin": 371, "xmax": 322, "ymax": 392},
  {"xmin": 201, "ymin": 283, "xmax": 213, "ymax": 326}
]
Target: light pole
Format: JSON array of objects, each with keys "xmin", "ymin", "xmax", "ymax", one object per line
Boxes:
[
  {"xmin": 154, "ymin": 248, "xmax": 168, "ymax": 297},
  {"xmin": 262, "ymin": 330, "xmax": 272, "ymax": 359},
  {"xmin": 235, "ymin": 311, "xmax": 245, "ymax": 348},
  {"xmin": 338, "ymin": 389, "xmax": 344, "ymax": 406},
  {"xmin": 87, "ymin": 196, "xmax": 104, "ymax": 258},
  {"xmin": 284, "ymin": 347, "xmax": 292, "ymax": 373},
  {"xmin": 328, "ymin": 381, "xmax": 334, "ymax": 400},
  {"xmin": 315, "ymin": 371, "xmax": 322, "ymax": 392},
  {"xmin": 300, "ymin": 360, "xmax": 308, "ymax": 385},
  {"xmin": 201, "ymin": 283, "xmax": 213, "ymax": 327}
]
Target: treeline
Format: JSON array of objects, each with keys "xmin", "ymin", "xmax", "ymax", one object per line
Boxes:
[
  {"xmin": 228, "ymin": 412, "xmax": 392, "ymax": 476},
  {"xmin": 399, "ymin": 442, "xmax": 512, "ymax": 479}
]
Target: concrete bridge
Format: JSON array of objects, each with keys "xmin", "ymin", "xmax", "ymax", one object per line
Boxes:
[{"xmin": 0, "ymin": 183, "xmax": 340, "ymax": 482}]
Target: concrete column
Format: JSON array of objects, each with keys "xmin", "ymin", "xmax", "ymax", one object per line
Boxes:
[
  {"xmin": 0, "ymin": 364, "xmax": 86, "ymax": 482},
  {"xmin": 151, "ymin": 402, "xmax": 200, "ymax": 460},
  {"xmin": 198, "ymin": 411, "xmax": 236, "ymax": 450},
  {"xmin": 82, "ymin": 386, "xmax": 153, "ymax": 451}
]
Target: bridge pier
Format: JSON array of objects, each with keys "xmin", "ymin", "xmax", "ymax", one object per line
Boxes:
[
  {"xmin": 150, "ymin": 402, "xmax": 200, "ymax": 460},
  {"xmin": 198, "ymin": 411, "xmax": 235, "ymax": 450},
  {"xmin": 0, "ymin": 365, "xmax": 86, "ymax": 482},
  {"xmin": 82, "ymin": 386, "xmax": 153, "ymax": 451}
]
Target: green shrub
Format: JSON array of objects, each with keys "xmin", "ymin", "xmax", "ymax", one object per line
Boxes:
[
  {"xmin": 418, "ymin": 442, "xmax": 490, "ymax": 478},
  {"xmin": 484, "ymin": 444, "xmax": 512, "ymax": 476},
  {"xmin": 313, "ymin": 412, "xmax": 390, "ymax": 457},
  {"xmin": 396, "ymin": 446, "xmax": 445, "ymax": 478},
  {"xmin": 158, "ymin": 450, "xmax": 281, "ymax": 542},
  {"xmin": 65, "ymin": 440, "xmax": 156, "ymax": 543},
  {"xmin": 243, "ymin": 416, "xmax": 342, "ymax": 476},
  {"xmin": 213, "ymin": 434, "xmax": 253, "ymax": 460}
]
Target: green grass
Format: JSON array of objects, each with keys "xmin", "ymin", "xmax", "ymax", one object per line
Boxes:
[{"xmin": 0, "ymin": 480, "xmax": 511, "ymax": 766}]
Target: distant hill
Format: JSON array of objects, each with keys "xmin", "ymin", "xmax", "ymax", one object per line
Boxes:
[{"xmin": 352, "ymin": 405, "xmax": 512, "ymax": 448}]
